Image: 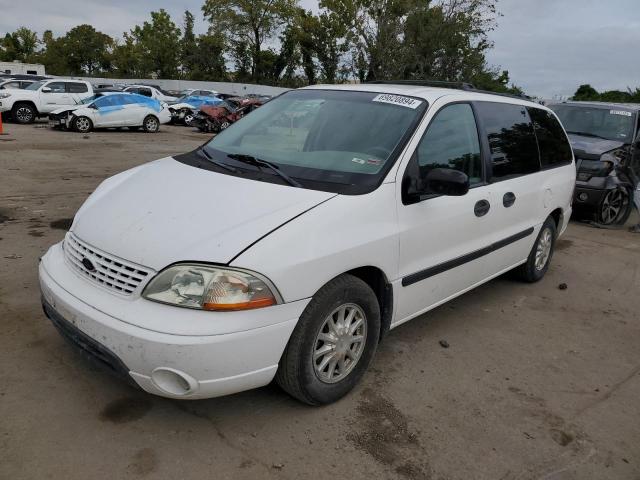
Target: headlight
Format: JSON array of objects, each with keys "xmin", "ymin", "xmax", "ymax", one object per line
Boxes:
[
  {"xmin": 0, "ymin": 92, "xmax": 11, "ymax": 99},
  {"xmin": 577, "ymin": 158, "xmax": 614, "ymax": 180},
  {"xmin": 142, "ymin": 264, "xmax": 280, "ymax": 311},
  {"xmin": 606, "ymin": 147, "xmax": 629, "ymax": 164}
]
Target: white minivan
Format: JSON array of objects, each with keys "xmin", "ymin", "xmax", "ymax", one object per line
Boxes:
[{"xmin": 39, "ymin": 84, "xmax": 575, "ymax": 404}]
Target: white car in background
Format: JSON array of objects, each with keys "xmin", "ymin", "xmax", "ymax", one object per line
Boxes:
[
  {"xmin": 123, "ymin": 85, "xmax": 178, "ymax": 102},
  {"xmin": 48, "ymin": 93, "xmax": 171, "ymax": 133},
  {"xmin": 178, "ymin": 88, "xmax": 219, "ymax": 97}
]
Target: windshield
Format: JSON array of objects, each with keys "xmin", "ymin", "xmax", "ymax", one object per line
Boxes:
[
  {"xmin": 202, "ymin": 89, "xmax": 427, "ymax": 194},
  {"xmin": 25, "ymin": 81, "xmax": 45, "ymax": 91},
  {"xmin": 550, "ymin": 104, "xmax": 636, "ymax": 142}
]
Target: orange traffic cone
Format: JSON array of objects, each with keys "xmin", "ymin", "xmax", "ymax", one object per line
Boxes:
[{"xmin": 0, "ymin": 112, "xmax": 6, "ymax": 135}]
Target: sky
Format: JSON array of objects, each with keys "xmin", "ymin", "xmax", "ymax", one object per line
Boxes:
[{"xmin": 1, "ymin": 0, "xmax": 639, "ymax": 98}]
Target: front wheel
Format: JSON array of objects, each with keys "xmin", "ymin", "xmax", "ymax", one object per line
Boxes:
[
  {"xmin": 73, "ymin": 116, "xmax": 93, "ymax": 133},
  {"xmin": 276, "ymin": 274, "xmax": 380, "ymax": 405},
  {"xmin": 143, "ymin": 115, "xmax": 159, "ymax": 133},
  {"xmin": 515, "ymin": 216, "xmax": 557, "ymax": 282},
  {"xmin": 597, "ymin": 186, "xmax": 631, "ymax": 226},
  {"xmin": 12, "ymin": 103, "xmax": 36, "ymax": 124}
]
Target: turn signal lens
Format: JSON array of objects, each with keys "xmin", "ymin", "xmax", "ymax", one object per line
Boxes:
[{"xmin": 142, "ymin": 264, "xmax": 279, "ymax": 311}]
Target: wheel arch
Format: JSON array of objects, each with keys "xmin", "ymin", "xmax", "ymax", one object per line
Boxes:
[
  {"xmin": 342, "ymin": 266, "xmax": 393, "ymax": 342},
  {"xmin": 549, "ymin": 207, "xmax": 563, "ymax": 230},
  {"xmin": 13, "ymin": 100, "xmax": 39, "ymax": 114}
]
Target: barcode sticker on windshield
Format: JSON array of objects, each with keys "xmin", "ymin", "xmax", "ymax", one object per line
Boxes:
[
  {"xmin": 373, "ymin": 94, "xmax": 422, "ymax": 109},
  {"xmin": 610, "ymin": 110, "xmax": 632, "ymax": 116}
]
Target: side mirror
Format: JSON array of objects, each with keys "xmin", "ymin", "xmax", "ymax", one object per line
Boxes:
[
  {"xmin": 41, "ymin": 87, "xmax": 51, "ymax": 93},
  {"xmin": 424, "ymin": 168, "xmax": 470, "ymax": 196}
]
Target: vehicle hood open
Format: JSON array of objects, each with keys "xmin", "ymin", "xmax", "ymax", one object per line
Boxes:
[
  {"xmin": 71, "ymin": 157, "xmax": 336, "ymax": 270},
  {"xmin": 50, "ymin": 105, "xmax": 81, "ymax": 115},
  {"xmin": 567, "ymin": 133, "xmax": 625, "ymax": 159}
]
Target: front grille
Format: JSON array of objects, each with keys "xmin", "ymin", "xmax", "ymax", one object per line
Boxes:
[{"xmin": 64, "ymin": 233, "xmax": 154, "ymax": 295}]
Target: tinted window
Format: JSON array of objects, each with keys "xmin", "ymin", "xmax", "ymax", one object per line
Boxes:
[
  {"xmin": 550, "ymin": 104, "xmax": 635, "ymax": 142},
  {"xmin": 46, "ymin": 82, "xmax": 66, "ymax": 93},
  {"xmin": 415, "ymin": 103, "xmax": 483, "ymax": 184},
  {"xmin": 527, "ymin": 108, "xmax": 572, "ymax": 168},
  {"xmin": 1, "ymin": 81, "xmax": 20, "ymax": 89},
  {"xmin": 475, "ymin": 102, "xmax": 540, "ymax": 181},
  {"xmin": 138, "ymin": 88, "xmax": 152, "ymax": 97},
  {"xmin": 67, "ymin": 82, "xmax": 88, "ymax": 93}
]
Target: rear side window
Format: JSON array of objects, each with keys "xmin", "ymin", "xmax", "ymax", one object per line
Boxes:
[
  {"xmin": 46, "ymin": 82, "xmax": 67, "ymax": 93},
  {"xmin": 139, "ymin": 88, "xmax": 152, "ymax": 97},
  {"xmin": 67, "ymin": 82, "xmax": 88, "ymax": 93},
  {"xmin": 415, "ymin": 103, "xmax": 483, "ymax": 185},
  {"xmin": 475, "ymin": 102, "xmax": 540, "ymax": 181},
  {"xmin": 528, "ymin": 108, "xmax": 573, "ymax": 168}
]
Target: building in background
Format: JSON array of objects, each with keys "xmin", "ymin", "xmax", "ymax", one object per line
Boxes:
[{"xmin": 0, "ymin": 61, "xmax": 46, "ymax": 76}]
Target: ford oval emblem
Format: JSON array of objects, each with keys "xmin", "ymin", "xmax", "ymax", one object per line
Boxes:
[{"xmin": 82, "ymin": 257, "xmax": 96, "ymax": 272}]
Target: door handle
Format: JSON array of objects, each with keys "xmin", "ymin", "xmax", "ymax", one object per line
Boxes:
[
  {"xmin": 474, "ymin": 199, "xmax": 491, "ymax": 217},
  {"xmin": 503, "ymin": 192, "xmax": 516, "ymax": 207}
]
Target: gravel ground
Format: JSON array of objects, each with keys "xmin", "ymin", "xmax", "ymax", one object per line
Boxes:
[{"xmin": 1, "ymin": 121, "xmax": 639, "ymax": 480}]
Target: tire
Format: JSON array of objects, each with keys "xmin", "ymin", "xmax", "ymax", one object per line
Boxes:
[
  {"xmin": 597, "ymin": 186, "xmax": 632, "ymax": 226},
  {"xmin": 143, "ymin": 115, "xmax": 160, "ymax": 133},
  {"xmin": 12, "ymin": 103, "xmax": 36, "ymax": 124},
  {"xmin": 184, "ymin": 111, "xmax": 195, "ymax": 126},
  {"xmin": 515, "ymin": 216, "xmax": 557, "ymax": 282},
  {"xmin": 276, "ymin": 274, "xmax": 380, "ymax": 405},
  {"xmin": 73, "ymin": 116, "xmax": 93, "ymax": 133},
  {"xmin": 220, "ymin": 120, "xmax": 231, "ymax": 130}
]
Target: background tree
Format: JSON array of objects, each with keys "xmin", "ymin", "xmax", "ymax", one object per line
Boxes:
[
  {"xmin": 1, "ymin": 27, "xmax": 39, "ymax": 62},
  {"xmin": 129, "ymin": 9, "xmax": 182, "ymax": 78},
  {"xmin": 202, "ymin": 0, "xmax": 297, "ymax": 82},
  {"xmin": 181, "ymin": 10, "xmax": 198, "ymax": 78},
  {"xmin": 62, "ymin": 25, "xmax": 113, "ymax": 75},
  {"xmin": 190, "ymin": 33, "xmax": 227, "ymax": 80}
]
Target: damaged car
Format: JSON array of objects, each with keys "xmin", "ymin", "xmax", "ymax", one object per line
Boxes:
[
  {"xmin": 193, "ymin": 96, "xmax": 264, "ymax": 133},
  {"xmin": 48, "ymin": 93, "xmax": 171, "ymax": 133},
  {"xmin": 549, "ymin": 102, "xmax": 640, "ymax": 225},
  {"xmin": 168, "ymin": 95, "xmax": 223, "ymax": 126}
]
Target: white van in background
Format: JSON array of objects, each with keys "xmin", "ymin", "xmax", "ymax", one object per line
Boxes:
[{"xmin": 39, "ymin": 83, "xmax": 575, "ymax": 405}]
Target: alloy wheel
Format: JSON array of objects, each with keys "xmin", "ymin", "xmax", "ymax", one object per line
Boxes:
[
  {"xmin": 534, "ymin": 227, "xmax": 553, "ymax": 271},
  {"xmin": 16, "ymin": 107, "xmax": 33, "ymax": 123},
  {"xmin": 599, "ymin": 188, "xmax": 628, "ymax": 225},
  {"xmin": 75, "ymin": 117, "xmax": 91, "ymax": 132},
  {"xmin": 313, "ymin": 303, "xmax": 367, "ymax": 384}
]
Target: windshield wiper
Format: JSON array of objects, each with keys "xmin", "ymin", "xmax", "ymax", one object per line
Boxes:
[
  {"xmin": 227, "ymin": 154, "xmax": 302, "ymax": 188},
  {"xmin": 566, "ymin": 130, "xmax": 608, "ymax": 140},
  {"xmin": 196, "ymin": 147, "xmax": 238, "ymax": 173}
]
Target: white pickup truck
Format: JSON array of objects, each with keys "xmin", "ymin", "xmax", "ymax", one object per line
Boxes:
[{"xmin": 0, "ymin": 79, "xmax": 94, "ymax": 123}]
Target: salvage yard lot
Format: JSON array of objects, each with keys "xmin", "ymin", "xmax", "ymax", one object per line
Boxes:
[{"xmin": 1, "ymin": 122, "xmax": 639, "ymax": 480}]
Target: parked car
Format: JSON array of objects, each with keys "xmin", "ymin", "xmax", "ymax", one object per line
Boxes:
[
  {"xmin": 48, "ymin": 93, "xmax": 171, "ymax": 133},
  {"xmin": 193, "ymin": 97, "xmax": 264, "ymax": 132},
  {"xmin": 123, "ymin": 85, "xmax": 177, "ymax": 102},
  {"xmin": 178, "ymin": 88, "xmax": 219, "ymax": 97},
  {"xmin": 0, "ymin": 79, "xmax": 93, "ymax": 123},
  {"xmin": 549, "ymin": 101, "xmax": 640, "ymax": 225},
  {"xmin": 0, "ymin": 79, "xmax": 36, "ymax": 90},
  {"xmin": 39, "ymin": 84, "xmax": 574, "ymax": 404},
  {"xmin": 168, "ymin": 95, "xmax": 223, "ymax": 125}
]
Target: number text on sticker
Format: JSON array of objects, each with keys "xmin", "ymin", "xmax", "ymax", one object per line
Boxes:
[{"xmin": 373, "ymin": 94, "xmax": 422, "ymax": 109}]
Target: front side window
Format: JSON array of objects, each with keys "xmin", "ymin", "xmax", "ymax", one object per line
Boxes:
[
  {"xmin": 139, "ymin": 88, "xmax": 152, "ymax": 97},
  {"xmin": 45, "ymin": 82, "xmax": 66, "ymax": 93},
  {"xmin": 550, "ymin": 104, "xmax": 635, "ymax": 142},
  {"xmin": 415, "ymin": 103, "xmax": 483, "ymax": 185},
  {"xmin": 475, "ymin": 102, "xmax": 540, "ymax": 181},
  {"xmin": 528, "ymin": 107, "xmax": 573, "ymax": 168},
  {"xmin": 67, "ymin": 82, "xmax": 88, "ymax": 93},
  {"xmin": 200, "ymin": 89, "xmax": 427, "ymax": 194}
]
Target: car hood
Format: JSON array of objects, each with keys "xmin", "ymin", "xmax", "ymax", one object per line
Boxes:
[
  {"xmin": 50, "ymin": 105, "xmax": 82, "ymax": 115},
  {"xmin": 567, "ymin": 133, "xmax": 625, "ymax": 158},
  {"xmin": 71, "ymin": 157, "xmax": 336, "ymax": 270}
]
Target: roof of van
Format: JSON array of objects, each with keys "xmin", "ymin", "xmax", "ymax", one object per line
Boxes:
[
  {"xmin": 549, "ymin": 100, "xmax": 640, "ymax": 111},
  {"xmin": 302, "ymin": 83, "xmax": 545, "ymax": 109}
]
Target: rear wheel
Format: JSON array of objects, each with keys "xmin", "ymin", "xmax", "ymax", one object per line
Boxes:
[
  {"xmin": 12, "ymin": 103, "xmax": 36, "ymax": 124},
  {"xmin": 276, "ymin": 274, "xmax": 380, "ymax": 405},
  {"xmin": 220, "ymin": 120, "xmax": 231, "ymax": 130},
  {"xmin": 73, "ymin": 116, "xmax": 93, "ymax": 133},
  {"xmin": 597, "ymin": 186, "xmax": 631, "ymax": 226},
  {"xmin": 143, "ymin": 115, "xmax": 159, "ymax": 133},
  {"xmin": 515, "ymin": 216, "xmax": 557, "ymax": 282}
]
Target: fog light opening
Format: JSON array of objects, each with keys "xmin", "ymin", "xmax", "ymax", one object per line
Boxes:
[
  {"xmin": 151, "ymin": 368, "xmax": 198, "ymax": 396},
  {"xmin": 578, "ymin": 192, "xmax": 588, "ymax": 202}
]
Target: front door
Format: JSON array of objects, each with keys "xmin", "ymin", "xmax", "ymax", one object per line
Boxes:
[
  {"xmin": 395, "ymin": 101, "xmax": 497, "ymax": 324},
  {"xmin": 39, "ymin": 82, "xmax": 70, "ymax": 113}
]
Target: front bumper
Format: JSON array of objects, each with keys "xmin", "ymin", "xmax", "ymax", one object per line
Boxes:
[
  {"xmin": 39, "ymin": 243, "xmax": 307, "ymax": 399},
  {"xmin": 573, "ymin": 185, "xmax": 607, "ymax": 209}
]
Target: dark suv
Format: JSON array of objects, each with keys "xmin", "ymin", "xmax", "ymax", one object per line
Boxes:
[{"xmin": 549, "ymin": 102, "xmax": 640, "ymax": 225}]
